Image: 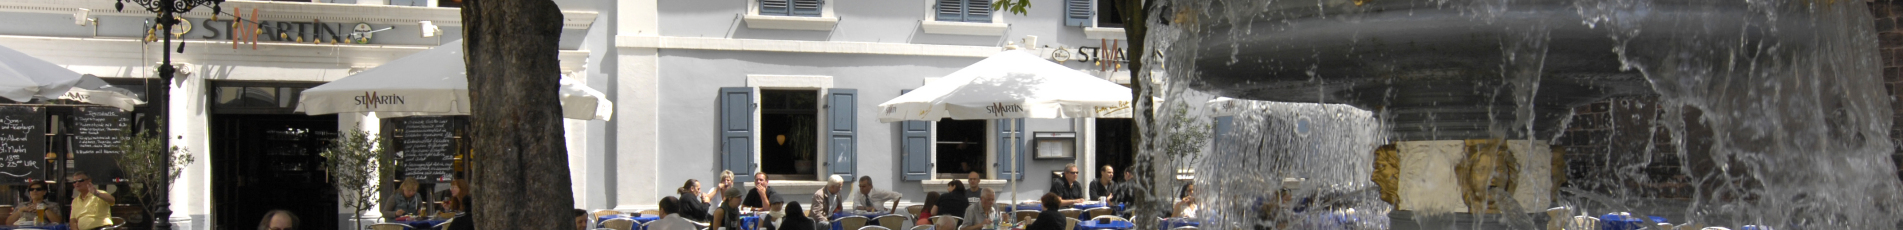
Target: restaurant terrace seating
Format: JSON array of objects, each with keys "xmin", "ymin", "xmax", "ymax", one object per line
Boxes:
[
  {"xmin": 836, "ymin": 216, "xmax": 870, "ymax": 230},
  {"xmin": 603, "ymin": 218, "xmax": 637, "ymax": 230},
  {"xmin": 875, "ymin": 214, "xmax": 910, "ymax": 230},
  {"xmin": 369, "ymin": 223, "xmax": 410, "ymax": 230}
]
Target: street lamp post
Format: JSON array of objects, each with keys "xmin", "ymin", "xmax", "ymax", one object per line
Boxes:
[{"xmin": 114, "ymin": 0, "xmax": 222, "ymax": 229}]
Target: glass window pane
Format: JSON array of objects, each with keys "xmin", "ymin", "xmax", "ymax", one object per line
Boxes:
[
  {"xmin": 216, "ymin": 87, "xmax": 243, "ymax": 107},
  {"xmin": 278, "ymin": 87, "xmax": 302, "ymax": 108},
  {"xmin": 243, "ymin": 87, "xmax": 277, "ymax": 107}
]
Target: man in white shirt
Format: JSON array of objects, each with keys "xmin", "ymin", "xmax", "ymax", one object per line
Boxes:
[
  {"xmin": 959, "ymin": 188, "xmax": 1000, "ymax": 230},
  {"xmin": 851, "ymin": 175, "xmax": 904, "ymax": 213},
  {"xmin": 651, "ymin": 196, "xmax": 700, "ymax": 230}
]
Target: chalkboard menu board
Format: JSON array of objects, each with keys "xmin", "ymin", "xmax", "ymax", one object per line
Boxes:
[
  {"xmin": 398, "ymin": 116, "xmax": 459, "ymax": 181},
  {"xmin": 0, "ymin": 106, "xmax": 45, "ymax": 184},
  {"xmin": 71, "ymin": 106, "xmax": 127, "ymax": 182}
]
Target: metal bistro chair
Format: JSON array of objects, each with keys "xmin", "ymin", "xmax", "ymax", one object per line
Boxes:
[
  {"xmin": 603, "ymin": 218, "xmax": 638, "ymax": 230},
  {"xmin": 369, "ymin": 223, "xmax": 412, "ymax": 230},
  {"xmin": 598, "ymin": 210, "xmax": 627, "ymax": 217},
  {"xmin": 641, "ymin": 209, "xmax": 666, "ymax": 217},
  {"xmin": 1063, "ymin": 218, "xmax": 1080, "ymax": 230},
  {"xmin": 858, "ymin": 226, "xmax": 892, "ymax": 230},
  {"xmin": 875, "ymin": 214, "xmax": 911, "ymax": 230},
  {"xmin": 1057, "ymin": 209, "xmax": 1085, "ymax": 220},
  {"xmin": 1089, "ymin": 215, "xmax": 1127, "ymax": 223},
  {"xmin": 905, "ymin": 205, "xmax": 924, "ymax": 217},
  {"xmin": 908, "ymin": 225, "xmax": 933, "ymax": 230},
  {"xmin": 1084, "ymin": 207, "xmax": 1114, "ymax": 219},
  {"xmin": 1168, "ymin": 226, "xmax": 1199, "ymax": 230},
  {"xmin": 837, "ymin": 216, "xmax": 871, "ymax": 230},
  {"xmin": 107, "ymin": 217, "xmax": 128, "ymax": 230}
]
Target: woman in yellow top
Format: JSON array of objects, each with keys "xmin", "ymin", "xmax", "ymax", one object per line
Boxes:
[
  {"xmin": 68, "ymin": 172, "xmax": 114, "ymax": 230},
  {"xmin": 7, "ymin": 182, "xmax": 63, "ymax": 225}
]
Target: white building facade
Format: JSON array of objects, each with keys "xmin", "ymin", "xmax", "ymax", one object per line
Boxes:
[
  {"xmin": 611, "ymin": 0, "xmax": 1142, "ymax": 212},
  {"xmin": 0, "ymin": 0, "xmax": 1140, "ymax": 228}
]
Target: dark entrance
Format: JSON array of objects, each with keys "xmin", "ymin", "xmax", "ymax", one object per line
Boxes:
[
  {"xmin": 1094, "ymin": 118, "xmax": 1133, "ymax": 179},
  {"xmin": 207, "ymin": 81, "xmax": 336, "ymax": 230},
  {"xmin": 935, "ymin": 119, "xmax": 987, "ymax": 178}
]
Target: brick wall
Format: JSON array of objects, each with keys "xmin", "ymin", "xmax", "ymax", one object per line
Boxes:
[{"xmin": 1876, "ymin": 1, "xmax": 1903, "ymax": 179}]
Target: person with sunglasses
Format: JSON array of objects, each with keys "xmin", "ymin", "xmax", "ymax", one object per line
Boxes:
[
  {"xmin": 6, "ymin": 181, "xmax": 62, "ymax": 225},
  {"xmin": 67, "ymin": 171, "xmax": 114, "ymax": 230},
  {"xmin": 1048, "ymin": 163, "xmax": 1086, "ymax": 206}
]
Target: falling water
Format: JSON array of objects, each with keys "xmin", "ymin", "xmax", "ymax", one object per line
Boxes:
[{"xmin": 1144, "ymin": 0, "xmax": 1903, "ymax": 229}]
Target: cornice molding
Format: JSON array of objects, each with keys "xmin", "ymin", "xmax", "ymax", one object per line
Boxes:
[
  {"xmin": 0, "ymin": 35, "xmax": 590, "ymax": 78},
  {"xmin": 616, "ymin": 35, "xmax": 1000, "ymax": 58},
  {"xmin": 0, "ymin": 0, "xmax": 597, "ymax": 29}
]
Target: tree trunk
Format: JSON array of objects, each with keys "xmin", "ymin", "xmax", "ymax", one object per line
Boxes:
[
  {"xmin": 1115, "ymin": 0, "xmax": 1159, "ymax": 228},
  {"xmin": 461, "ymin": 0, "xmax": 576, "ymax": 229}
]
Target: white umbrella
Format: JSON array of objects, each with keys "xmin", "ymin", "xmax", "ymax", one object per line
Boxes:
[
  {"xmin": 58, "ymin": 74, "xmax": 147, "ymax": 111},
  {"xmin": 876, "ymin": 50, "xmax": 1131, "ymax": 220},
  {"xmin": 295, "ymin": 40, "xmax": 614, "ymax": 120},
  {"xmin": 0, "ymin": 44, "xmax": 86, "ymax": 102},
  {"xmin": 0, "ymin": 45, "xmax": 146, "ymax": 110}
]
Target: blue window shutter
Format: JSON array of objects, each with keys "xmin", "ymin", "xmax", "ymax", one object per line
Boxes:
[
  {"xmin": 966, "ymin": 0, "xmax": 992, "ymax": 23},
  {"xmin": 792, "ymin": 0, "xmax": 824, "ymax": 17},
  {"xmin": 1213, "ymin": 116, "xmax": 1233, "ymax": 155},
  {"xmin": 827, "ymin": 88, "xmax": 858, "ymax": 179},
  {"xmin": 721, "ymin": 87, "xmax": 756, "ymax": 177},
  {"xmin": 900, "ymin": 90, "xmax": 934, "ymax": 181},
  {"xmin": 995, "ymin": 118, "xmax": 1026, "ymax": 180},
  {"xmin": 761, "ymin": 0, "xmax": 792, "ymax": 16},
  {"xmin": 1065, "ymin": 0, "xmax": 1092, "ymax": 26},
  {"xmin": 935, "ymin": 0, "xmax": 965, "ymax": 22}
]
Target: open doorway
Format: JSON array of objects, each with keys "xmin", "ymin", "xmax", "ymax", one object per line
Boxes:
[
  {"xmin": 1094, "ymin": 118, "xmax": 1133, "ymax": 180},
  {"xmin": 211, "ymin": 114, "xmax": 338, "ymax": 230}
]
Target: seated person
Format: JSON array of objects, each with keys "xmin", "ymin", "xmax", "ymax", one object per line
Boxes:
[
  {"xmin": 778, "ymin": 202, "xmax": 815, "ymax": 230},
  {"xmin": 573, "ymin": 209, "xmax": 590, "ymax": 230},
  {"xmin": 1172, "ymin": 184, "xmax": 1199, "ymax": 218},
  {"xmin": 1025, "ymin": 193, "xmax": 1068, "ymax": 230},
  {"xmin": 651, "ymin": 196, "xmax": 699, "ymax": 230},
  {"xmin": 742, "ymin": 173, "xmax": 784, "ymax": 211},
  {"xmin": 8, "ymin": 182, "xmax": 63, "ymax": 225}
]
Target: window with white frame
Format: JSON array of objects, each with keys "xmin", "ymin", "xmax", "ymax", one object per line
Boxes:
[
  {"xmin": 759, "ymin": 89, "xmax": 821, "ymax": 180},
  {"xmin": 717, "ymin": 76, "xmax": 860, "ymax": 182},
  {"xmin": 921, "ymin": 0, "xmax": 1008, "ymax": 36},
  {"xmin": 744, "ymin": 0, "xmax": 839, "ymax": 30},
  {"xmin": 934, "ymin": 0, "xmax": 992, "ymax": 23},
  {"xmin": 760, "ymin": 0, "xmax": 825, "ymax": 17},
  {"xmin": 1063, "ymin": 0, "xmax": 1125, "ymax": 28}
]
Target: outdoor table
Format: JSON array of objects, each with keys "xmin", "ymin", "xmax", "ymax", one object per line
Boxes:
[
  {"xmin": 1075, "ymin": 220, "xmax": 1135, "ymax": 230},
  {"xmin": 1014, "ymin": 204, "xmax": 1044, "ymax": 212},
  {"xmin": 740, "ymin": 214, "xmax": 768, "ymax": 230},
  {"xmin": 396, "ymin": 219, "xmax": 448, "ymax": 230},
  {"xmin": 1597, "ymin": 214, "xmax": 1645, "ymax": 230},
  {"xmin": 0, "ymin": 225, "xmax": 66, "ymax": 230}
]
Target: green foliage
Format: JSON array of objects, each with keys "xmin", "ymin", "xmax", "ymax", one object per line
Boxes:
[
  {"xmin": 115, "ymin": 117, "xmax": 195, "ymax": 229},
  {"xmin": 992, "ymin": 0, "xmax": 1032, "ymax": 15},
  {"xmin": 321, "ymin": 129, "xmax": 386, "ymax": 230}
]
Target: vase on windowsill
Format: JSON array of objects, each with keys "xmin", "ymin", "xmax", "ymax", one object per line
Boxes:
[{"xmin": 794, "ymin": 160, "xmax": 814, "ymax": 174}]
